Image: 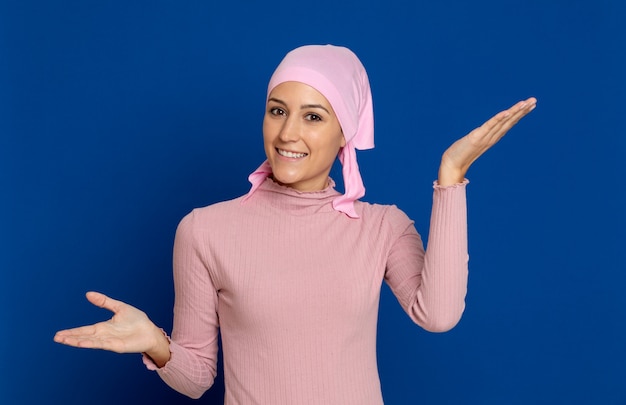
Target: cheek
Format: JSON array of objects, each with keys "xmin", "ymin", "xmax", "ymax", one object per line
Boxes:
[
  {"xmin": 319, "ymin": 127, "xmax": 343, "ymax": 149},
  {"xmin": 317, "ymin": 133, "xmax": 345, "ymax": 161},
  {"xmin": 262, "ymin": 122, "xmax": 273, "ymax": 158},
  {"xmin": 262, "ymin": 119, "xmax": 275, "ymax": 144}
]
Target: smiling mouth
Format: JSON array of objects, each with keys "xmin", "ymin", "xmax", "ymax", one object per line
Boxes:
[{"xmin": 277, "ymin": 148, "xmax": 308, "ymax": 158}]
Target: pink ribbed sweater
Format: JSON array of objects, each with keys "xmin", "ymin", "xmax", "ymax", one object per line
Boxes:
[{"xmin": 145, "ymin": 177, "xmax": 469, "ymax": 404}]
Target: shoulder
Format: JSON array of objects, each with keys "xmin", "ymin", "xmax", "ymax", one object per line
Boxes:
[
  {"xmin": 355, "ymin": 200, "xmax": 414, "ymax": 233},
  {"xmin": 177, "ymin": 196, "xmax": 246, "ymax": 232}
]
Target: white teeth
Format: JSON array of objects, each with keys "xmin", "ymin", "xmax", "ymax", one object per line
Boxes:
[{"xmin": 278, "ymin": 149, "xmax": 307, "ymax": 158}]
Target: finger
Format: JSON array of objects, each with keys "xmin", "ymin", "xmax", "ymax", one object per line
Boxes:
[
  {"xmin": 489, "ymin": 99, "xmax": 536, "ymax": 138},
  {"xmin": 504, "ymin": 97, "xmax": 537, "ymax": 124},
  {"xmin": 487, "ymin": 98, "xmax": 536, "ymax": 129},
  {"xmin": 55, "ymin": 334, "xmax": 120, "ymax": 351},
  {"xmin": 86, "ymin": 291, "xmax": 124, "ymax": 314},
  {"xmin": 54, "ymin": 331, "xmax": 97, "ymax": 347},
  {"xmin": 54, "ymin": 323, "xmax": 99, "ymax": 341},
  {"xmin": 503, "ymin": 97, "xmax": 537, "ymax": 124},
  {"xmin": 54, "ymin": 323, "xmax": 122, "ymax": 350},
  {"xmin": 475, "ymin": 97, "xmax": 537, "ymax": 141}
]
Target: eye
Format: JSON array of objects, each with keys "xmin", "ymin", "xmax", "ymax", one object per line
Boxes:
[
  {"xmin": 269, "ymin": 107, "xmax": 286, "ymax": 116},
  {"xmin": 305, "ymin": 113, "xmax": 322, "ymax": 122}
]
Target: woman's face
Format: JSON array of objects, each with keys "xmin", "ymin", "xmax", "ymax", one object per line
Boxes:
[{"xmin": 263, "ymin": 81, "xmax": 345, "ymax": 192}]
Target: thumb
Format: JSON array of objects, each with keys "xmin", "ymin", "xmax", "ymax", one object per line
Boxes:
[{"xmin": 85, "ymin": 291, "xmax": 124, "ymax": 314}]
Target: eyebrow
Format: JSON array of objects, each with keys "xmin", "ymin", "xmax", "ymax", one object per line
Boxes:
[{"xmin": 268, "ymin": 97, "xmax": 330, "ymax": 114}]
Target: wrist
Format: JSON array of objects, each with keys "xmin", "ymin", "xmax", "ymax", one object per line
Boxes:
[
  {"xmin": 438, "ymin": 165, "xmax": 466, "ymax": 187},
  {"xmin": 145, "ymin": 326, "xmax": 171, "ymax": 368}
]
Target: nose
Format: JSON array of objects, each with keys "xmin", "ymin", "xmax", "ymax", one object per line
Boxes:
[{"xmin": 278, "ymin": 115, "xmax": 300, "ymax": 142}]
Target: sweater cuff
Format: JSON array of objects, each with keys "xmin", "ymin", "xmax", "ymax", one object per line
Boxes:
[
  {"xmin": 141, "ymin": 328, "xmax": 172, "ymax": 371},
  {"xmin": 433, "ymin": 178, "xmax": 469, "ymax": 189}
]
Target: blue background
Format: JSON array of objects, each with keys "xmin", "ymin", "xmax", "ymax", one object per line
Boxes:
[{"xmin": 1, "ymin": 0, "xmax": 624, "ymax": 403}]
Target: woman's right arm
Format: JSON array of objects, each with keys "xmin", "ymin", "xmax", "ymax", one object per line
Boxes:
[
  {"xmin": 148, "ymin": 210, "xmax": 220, "ymax": 398},
  {"xmin": 55, "ymin": 211, "xmax": 219, "ymax": 399}
]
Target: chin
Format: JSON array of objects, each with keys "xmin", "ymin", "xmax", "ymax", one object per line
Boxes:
[{"xmin": 271, "ymin": 172, "xmax": 300, "ymax": 188}]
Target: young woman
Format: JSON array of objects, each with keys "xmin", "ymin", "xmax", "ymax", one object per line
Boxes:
[{"xmin": 55, "ymin": 45, "xmax": 536, "ymax": 404}]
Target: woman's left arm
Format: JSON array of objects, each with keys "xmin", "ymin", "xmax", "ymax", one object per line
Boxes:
[
  {"xmin": 438, "ymin": 97, "xmax": 537, "ymax": 186},
  {"xmin": 385, "ymin": 98, "xmax": 537, "ymax": 332}
]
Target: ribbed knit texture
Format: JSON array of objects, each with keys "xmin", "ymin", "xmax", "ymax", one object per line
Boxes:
[{"xmin": 144, "ymin": 177, "xmax": 469, "ymax": 404}]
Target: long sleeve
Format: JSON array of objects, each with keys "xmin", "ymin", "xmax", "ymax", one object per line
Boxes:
[
  {"xmin": 384, "ymin": 180, "xmax": 469, "ymax": 332},
  {"xmin": 143, "ymin": 211, "xmax": 220, "ymax": 399}
]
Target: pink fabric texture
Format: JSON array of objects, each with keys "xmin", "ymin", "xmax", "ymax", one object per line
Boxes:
[
  {"xmin": 144, "ymin": 178, "xmax": 469, "ymax": 403},
  {"xmin": 244, "ymin": 44, "xmax": 374, "ymax": 218}
]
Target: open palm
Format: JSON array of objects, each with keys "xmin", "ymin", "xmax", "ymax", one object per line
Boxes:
[
  {"xmin": 54, "ymin": 291, "xmax": 158, "ymax": 354},
  {"xmin": 438, "ymin": 97, "xmax": 537, "ymax": 185}
]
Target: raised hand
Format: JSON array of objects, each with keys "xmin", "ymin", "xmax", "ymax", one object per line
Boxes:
[
  {"xmin": 438, "ymin": 97, "xmax": 537, "ymax": 186},
  {"xmin": 54, "ymin": 292, "xmax": 170, "ymax": 366}
]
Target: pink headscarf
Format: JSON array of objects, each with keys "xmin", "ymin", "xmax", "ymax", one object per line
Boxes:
[{"xmin": 244, "ymin": 44, "xmax": 374, "ymax": 218}]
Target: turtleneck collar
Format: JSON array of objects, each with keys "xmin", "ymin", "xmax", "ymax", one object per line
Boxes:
[{"xmin": 252, "ymin": 177, "xmax": 343, "ymax": 216}]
